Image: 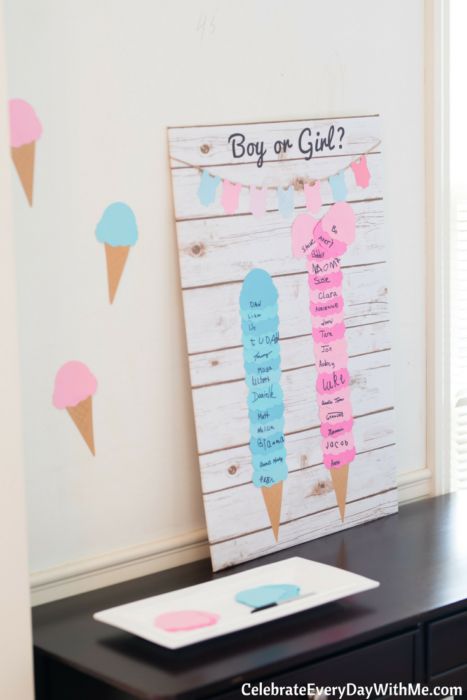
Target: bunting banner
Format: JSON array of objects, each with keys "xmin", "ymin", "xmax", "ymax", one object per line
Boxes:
[
  {"xmin": 173, "ymin": 139, "xmax": 376, "ymax": 218},
  {"xmin": 168, "ymin": 114, "xmax": 397, "ymax": 572}
]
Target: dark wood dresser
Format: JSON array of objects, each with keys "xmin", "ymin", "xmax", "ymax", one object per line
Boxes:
[{"xmin": 33, "ymin": 494, "xmax": 467, "ymax": 699}]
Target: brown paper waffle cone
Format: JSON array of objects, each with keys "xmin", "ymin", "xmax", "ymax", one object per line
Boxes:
[
  {"xmin": 331, "ymin": 464, "xmax": 349, "ymax": 522},
  {"xmin": 261, "ymin": 481, "xmax": 283, "ymax": 541},
  {"xmin": 104, "ymin": 243, "xmax": 130, "ymax": 304},
  {"xmin": 11, "ymin": 141, "xmax": 36, "ymax": 206},
  {"xmin": 66, "ymin": 395, "xmax": 95, "ymax": 455}
]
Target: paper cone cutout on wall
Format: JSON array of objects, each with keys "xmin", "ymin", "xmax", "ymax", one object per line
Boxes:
[
  {"xmin": 8, "ymin": 99, "xmax": 42, "ymax": 206},
  {"xmin": 331, "ymin": 464, "xmax": 349, "ymax": 522},
  {"xmin": 66, "ymin": 395, "xmax": 95, "ymax": 456},
  {"xmin": 11, "ymin": 142, "xmax": 35, "ymax": 206},
  {"xmin": 53, "ymin": 361, "xmax": 97, "ymax": 456},
  {"xmin": 105, "ymin": 244, "xmax": 130, "ymax": 304},
  {"xmin": 95, "ymin": 203, "xmax": 138, "ymax": 303},
  {"xmin": 261, "ymin": 482, "xmax": 283, "ymax": 541}
]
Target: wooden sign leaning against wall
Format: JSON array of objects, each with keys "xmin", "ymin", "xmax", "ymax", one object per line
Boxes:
[{"xmin": 168, "ymin": 114, "xmax": 397, "ymax": 572}]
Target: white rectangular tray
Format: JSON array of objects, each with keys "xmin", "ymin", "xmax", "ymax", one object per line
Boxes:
[{"xmin": 94, "ymin": 557, "xmax": 379, "ymax": 649}]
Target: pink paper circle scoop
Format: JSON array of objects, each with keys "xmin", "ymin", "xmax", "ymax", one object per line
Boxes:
[{"xmin": 154, "ymin": 610, "xmax": 220, "ymax": 632}]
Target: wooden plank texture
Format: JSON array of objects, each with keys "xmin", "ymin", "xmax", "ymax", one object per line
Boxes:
[
  {"xmin": 199, "ymin": 408, "xmax": 395, "ymax": 493},
  {"xmin": 171, "ymin": 153, "xmax": 382, "ymax": 220},
  {"xmin": 204, "ymin": 445, "xmax": 397, "ymax": 543},
  {"xmin": 177, "ymin": 198, "xmax": 385, "ymax": 288},
  {"xmin": 192, "ymin": 350, "xmax": 393, "ymax": 454},
  {"xmin": 169, "ymin": 114, "xmax": 395, "ymax": 571},
  {"xmin": 183, "ymin": 263, "xmax": 389, "ymax": 355},
  {"xmin": 210, "ymin": 487, "xmax": 398, "ymax": 571},
  {"xmin": 189, "ymin": 320, "xmax": 390, "ymax": 388},
  {"xmin": 168, "ymin": 114, "xmax": 381, "ymax": 167}
]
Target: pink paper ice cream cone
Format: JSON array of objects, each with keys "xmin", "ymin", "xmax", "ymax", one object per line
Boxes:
[
  {"xmin": 53, "ymin": 361, "xmax": 98, "ymax": 455},
  {"xmin": 8, "ymin": 99, "xmax": 42, "ymax": 206}
]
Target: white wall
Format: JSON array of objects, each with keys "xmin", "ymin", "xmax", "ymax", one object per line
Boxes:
[
  {"xmin": 4, "ymin": 0, "xmax": 428, "ymax": 602},
  {"xmin": 0, "ymin": 4, "xmax": 34, "ymax": 696}
]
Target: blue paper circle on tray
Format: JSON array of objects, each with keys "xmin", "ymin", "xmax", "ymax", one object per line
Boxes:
[{"xmin": 235, "ymin": 584, "xmax": 300, "ymax": 608}]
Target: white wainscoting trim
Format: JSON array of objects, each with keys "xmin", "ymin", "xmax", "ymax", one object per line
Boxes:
[
  {"xmin": 397, "ymin": 467, "xmax": 433, "ymax": 501},
  {"xmin": 30, "ymin": 469, "xmax": 432, "ymax": 606},
  {"xmin": 30, "ymin": 528, "xmax": 209, "ymax": 606}
]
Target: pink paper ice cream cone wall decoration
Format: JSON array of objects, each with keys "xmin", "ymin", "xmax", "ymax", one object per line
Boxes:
[
  {"xmin": 8, "ymin": 98, "xmax": 42, "ymax": 206},
  {"xmin": 53, "ymin": 361, "xmax": 98, "ymax": 455}
]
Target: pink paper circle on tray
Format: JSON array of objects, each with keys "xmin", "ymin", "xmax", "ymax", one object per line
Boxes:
[{"xmin": 154, "ymin": 610, "xmax": 220, "ymax": 632}]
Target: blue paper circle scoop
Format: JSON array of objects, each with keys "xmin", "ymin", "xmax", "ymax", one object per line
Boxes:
[{"xmin": 235, "ymin": 584, "xmax": 300, "ymax": 610}]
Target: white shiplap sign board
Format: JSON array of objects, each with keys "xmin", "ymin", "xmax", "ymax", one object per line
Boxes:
[{"xmin": 168, "ymin": 115, "xmax": 397, "ymax": 572}]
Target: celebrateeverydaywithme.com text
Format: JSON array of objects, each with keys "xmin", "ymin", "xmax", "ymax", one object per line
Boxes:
[{"xmin": 240, "ymin": 682, "xmax": 463, "ymax": 698}]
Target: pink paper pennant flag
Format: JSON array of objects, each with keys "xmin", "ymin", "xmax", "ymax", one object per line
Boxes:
[
  {"xmin": 304, "ymin": 181, "xmax": 321, "ymax": 213},
  {"xmin": 221, "ymin": 180, "xmax": 242, "ymax": 214},
  {"xmin": 350, "ymin": 155, "xmax": 371, "ymax": 188},
  {"xmin": 250, "ymin": 186, "xmax": 267, "ymax": 217}
]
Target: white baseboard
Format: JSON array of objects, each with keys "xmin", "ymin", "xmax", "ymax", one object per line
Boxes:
[
  {"xmin": 30, "ymin": 529, "xmax": 209, "ymax": 606},
  {"xmin": 397, "ymin": 467, "xmax": 433, "ymax": 501},
  {"xmin": 30, "ymin": 469, "xmax": 432, "ymax": 606}
]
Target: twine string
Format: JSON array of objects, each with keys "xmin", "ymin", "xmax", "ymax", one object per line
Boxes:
[{"xmin": 170, "ymin": 139, "xmax": 381, "ymax": 191}]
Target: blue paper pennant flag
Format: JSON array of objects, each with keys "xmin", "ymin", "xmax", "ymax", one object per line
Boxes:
[
  {"xmin": 197, "ymin": 170, "xmax": 221, "ymax": 206},
  {"xmin": 277, "ymin": 187, "xmax": 294, "ymax": 218},
  {"xmin": 328, "ymin": 171, "xmax": 347, "ymax": 202}
]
